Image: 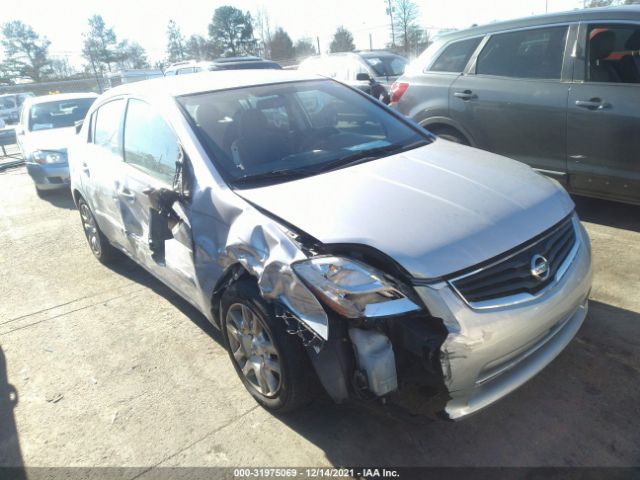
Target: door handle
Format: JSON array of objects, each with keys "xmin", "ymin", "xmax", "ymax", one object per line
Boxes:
[
  {"xmin": 575, "ymin": 98, "xmax": 610, "ymax": 110},
  {"xmin": 81, "ymin": 162, "xmax": 90, "ymax": 174},
  {"xmin": 454, "ymin": 90, "xmax": 477, "ymax": 101}
]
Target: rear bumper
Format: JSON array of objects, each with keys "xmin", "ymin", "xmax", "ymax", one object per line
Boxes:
[
  {"xmin": 414, "ymin": 218, "xmax": 593, "ymax": 420},
  {"xmin": 26, "ymin": 162, "xmax": 70, "ymax": 190}
]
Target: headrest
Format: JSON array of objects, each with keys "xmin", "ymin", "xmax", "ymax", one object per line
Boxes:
[{"xmin": 590, "ymin": 30, "xmax": 616, "ymax": 61}]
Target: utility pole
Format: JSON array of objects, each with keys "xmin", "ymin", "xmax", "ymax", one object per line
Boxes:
[
  {"xmin": 317, "ymin": 36, "xmax": 321, "ymax": 55},
  {"xmin": 386, "ymin": 0, "xmax": 396, "ymax": 48},
  {"xmin": 369, "ymin": 33, "xmax": 373, "ymax": 50}
]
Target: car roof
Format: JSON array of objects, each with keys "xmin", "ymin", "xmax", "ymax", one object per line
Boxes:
[
  {"xmin": 100, "ymin": 69, "xmax": 325, "ymax": 101},
  {"xmin": 25, "ymin": 92, "xmax": 99, "ymax": 107},
  {"xmin": 438, "ymin": 5, "xmax": 640, "ymax": 42}
]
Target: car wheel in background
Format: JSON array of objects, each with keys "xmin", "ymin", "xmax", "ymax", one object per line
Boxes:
[
  {"xmin": 77, "ymin": 197, "xmax": 118, "ymax": 265},
  {"xmin": 221, "ymin": 279, "xmax": 318, "ymax": 413},
  {"xmin": 430, "ymin": 126, "xmax": 470, "ymax": 145}
]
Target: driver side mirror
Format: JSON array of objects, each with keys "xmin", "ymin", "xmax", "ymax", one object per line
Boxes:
[
  {"xmin": 356, "ymin": 72, "xmax": 372, "ymax": 82},
  {"xmin": 74, "ymin": 120, "xmax": 83, "ymax": 134}
]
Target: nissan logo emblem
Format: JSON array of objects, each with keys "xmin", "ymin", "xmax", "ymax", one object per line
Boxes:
[{"xmin": 530, "ymin": 254, "xmax": 550, "ymax": 282}]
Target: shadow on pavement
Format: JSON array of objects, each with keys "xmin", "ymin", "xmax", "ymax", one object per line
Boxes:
[
  {"xmin": 573, "ymin": 195, "xmax": 640, "ymax": 233},
  {"xmin": 38, "ymin": 189, "xmax": 76, "ymax": 210},
  {"xmin": 0, "ymin": 346, "xmax": 26, "ymax": 476},
  {"xmin": 108, "ymin": 256, "xmax": 224, "ymax": 347},
  {"xmin": 267, "ymin": 300, "xmax": 640, "ymax": 467}
]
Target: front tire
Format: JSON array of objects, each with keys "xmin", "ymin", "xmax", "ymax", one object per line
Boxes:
[
  {"xmin": 77, "ymin": 197, "xmax": 118, "ymax": 265},
  {"xmin": 221, "ymin": 280, "xmax": 317, "ymax": 413}
]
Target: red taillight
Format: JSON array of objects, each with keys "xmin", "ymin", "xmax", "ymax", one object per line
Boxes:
[{"xmin": 389, "ymin": 82, "xmax": 409, "ymax": 104}]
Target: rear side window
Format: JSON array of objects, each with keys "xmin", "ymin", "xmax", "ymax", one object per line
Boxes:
[
  {"xmin": 586, "ymin": 24, "xmax": 640, "ymax": 83},
  {"xmin": 123, "ymin": 99, "xmax": 179, "ymax": 184},
  {"xmin": 476, "ymin": 26, "xmax": 568, "ymax": 79},
  {"xmin": 429, "ymin": 37, "xmax": 482, "ymax": 73},
  {"xmin": 94, "ymin": 99, "xmax": 124, "ymax": 154}
]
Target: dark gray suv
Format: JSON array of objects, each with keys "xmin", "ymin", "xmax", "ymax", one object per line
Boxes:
[{"xmin": 391, "ymin": 7, "xmax": 640, "ymax": 206}]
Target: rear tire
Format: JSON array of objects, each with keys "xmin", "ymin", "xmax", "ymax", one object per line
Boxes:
[
  {"xmin": 221, "ymin": 280, "xmax": 318, "ymax": 413},
  {"xmin": 77, "ymin": 197, "xmax": 118, "ymax": 265}
]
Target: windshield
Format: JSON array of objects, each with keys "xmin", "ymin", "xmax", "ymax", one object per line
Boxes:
[
  {"xmin": 178, "ymin": 79, "xmax": 429, "ymax": 187},
  {"xmin": 28, "ymin": 97, "xmax": 95, "ymax": 132},
  {"xmin": 362, "ymin": 55, "xmax": 407, "ymax": 77}
]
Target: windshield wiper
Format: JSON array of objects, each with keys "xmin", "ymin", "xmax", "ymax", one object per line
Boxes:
[
  {"xmin": 230, "ymin": 168, "xmax": 313, "ymax": 186},
  {"xmin": 312, "ymin": 139, "xmax": 430, "ymax": 174}
]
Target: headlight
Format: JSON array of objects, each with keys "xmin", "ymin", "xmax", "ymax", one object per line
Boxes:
[
  {"xmin": 292, "ymin": 256, "xmax": 420, "ymax": 318},
  {"xmin": 32, "ymin": 150, "xmax": 67, "ymax": 164}
]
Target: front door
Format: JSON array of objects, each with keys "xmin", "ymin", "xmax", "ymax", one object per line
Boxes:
[
  {"xmin": 449, "ymin": 25, "xmax": 573, "ymax": 178},
  {"xmin": 120, "ymin": 98, "xmax": 198, "ymax": 301},
  {"xmin": 567, "ymin": 23, "xmax": 640, "ymax": 203},
  {"xmin": 81, "ymin": 98, "xmax": 129, "ymax": 249}
]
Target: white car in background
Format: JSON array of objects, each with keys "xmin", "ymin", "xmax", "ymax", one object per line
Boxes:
[
  {"xmin": 0, "ymin": 92, "xmax": 34, "ymax": 124},
  {"xmin": 17, "ymin": 92, "xmax": 97, "ymax": 196}
]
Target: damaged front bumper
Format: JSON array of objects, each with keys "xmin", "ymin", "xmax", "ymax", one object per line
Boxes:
[{"xmin": 304, "ymin": 218, "xmax": 592, "ymax": 421}]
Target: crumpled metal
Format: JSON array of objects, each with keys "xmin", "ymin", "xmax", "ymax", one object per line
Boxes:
[{"xmin": 218, "ymin": 207, "xmax": 329, "ymax": 340}]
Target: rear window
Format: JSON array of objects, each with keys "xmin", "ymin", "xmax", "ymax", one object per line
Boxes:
[
  {"xmin": 476, "ymin": 26, "xmax": 568, "ymax": 79},
  {"xmin": 429, "ymin": 37, "xmax": 482, "ymax": 73},
  {"xmin": 363, "ymin": 55, "xmax": 408, "ymax": 76}
]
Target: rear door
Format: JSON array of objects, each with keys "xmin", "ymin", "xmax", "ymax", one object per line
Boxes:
[
  {"xmin": 394, "ymin": 36, "xmax": 482, "ymax": 126},
  {"xmin": 120, "ymin": 97, "xmax": 198, "ymax": 300},
  {"xmin": 80, "ymin": 98, "xmax": 129, "ymax": 249},
  {"xmin": 567, "ymin": 22, "xmax": 640, "ymax": 203},
  {"xmin": 449, "ymin": 25, "xmax": 574, "ymax": 178}
]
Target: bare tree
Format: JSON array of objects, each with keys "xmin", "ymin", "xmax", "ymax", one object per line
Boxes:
[
  {"xmin": 393, "ymin": 0, "xmax": 420, "ymax": 55},
  {"xmin": 254, "ymin": 7, "xmax": 272, "ymax": 58}
]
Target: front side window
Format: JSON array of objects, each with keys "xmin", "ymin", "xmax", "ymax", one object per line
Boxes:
[
  {"xmin": 179, "ymin": 79, "xmax": 429, "ymax": 187},
  {"xmin": 123, "ymin": 99, "xmax": 179, "ymax": 184},
  {"xmin": 476, "ymin": 26, "xmax": 568, "ymax": 79},
  {"xmin": 94, "ymin": 99, "xmax": 124, "ymax": 154},
  {"xmin": 587, "ymin": 25, "xmax": 640, "ymax": 83},
  {"xmin": 429, "ymin": 37, "xmax": 482, "ymax": 73}
]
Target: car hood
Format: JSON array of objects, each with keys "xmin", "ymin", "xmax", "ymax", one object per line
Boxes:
[
  {"xmin": 237, "ymin": 139, "xmax": 575, "ymax": 279},
  {"xmin": 21, "ymin": 127, "xmax": 76, "ymax": 154}
]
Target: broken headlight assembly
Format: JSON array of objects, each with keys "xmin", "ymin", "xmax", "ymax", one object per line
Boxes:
[{"xmin": 292, "ymin": 256, "xmax": 421, "ymax": 318}]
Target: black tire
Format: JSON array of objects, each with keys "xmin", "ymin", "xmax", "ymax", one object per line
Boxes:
[
  {"xmin": 35, "ymin": 186, "xmax": 48, "ymax": 198},
  {"xmin": 77, "ymin": 197, "xmax": 118, "ymax": 265},
  {"xmin": 430, "ymin": 126, "xmax": 469, "ymax": 145},
  {"xmin": 221, "ymin": 280, "xmax": 318, "ymax": 413}
]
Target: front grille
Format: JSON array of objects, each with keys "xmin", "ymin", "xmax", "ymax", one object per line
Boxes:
[{"xmin": 449, "ymin": 215, "xmax": 577, "ymax": 306}]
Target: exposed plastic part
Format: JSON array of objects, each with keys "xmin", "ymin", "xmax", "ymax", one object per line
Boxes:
[{"xmin": 348, "ymin": 327, "xmax": 398, "ymax": 397}]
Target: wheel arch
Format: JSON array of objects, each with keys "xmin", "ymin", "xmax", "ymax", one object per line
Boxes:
[
  {"xmin": 209, "ymin": 263, "xmax": 256, "ymax": 328},
  {"xmin": 418, "ymin": 116, "xmax": 476, "ymax": 147}
]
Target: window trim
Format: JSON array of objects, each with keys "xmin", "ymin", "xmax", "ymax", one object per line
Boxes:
[
  {"xmin": 470, "ymin": 23, "xmax": 573, "ymax": 82},
  {"xmin": 122, "ymin": 96, "xmax": 181, "ymax": 187},
  {"xmin": 574, "ymin": 20, "xmax": 640, "ymax": 85}
]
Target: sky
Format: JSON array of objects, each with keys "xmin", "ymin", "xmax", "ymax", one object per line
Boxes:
[{"xmin": 2, "ymin": 0, "xmax": 584, "ymax": 67}]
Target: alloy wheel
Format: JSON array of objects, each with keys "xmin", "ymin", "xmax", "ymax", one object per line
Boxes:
[
  {"xmin": 226, "ymin": 303, "xmax": 282, "ymax": 397},
  {"xmin": 79, "ymin": 202, "xmax": 102, "ymax": 256}
]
